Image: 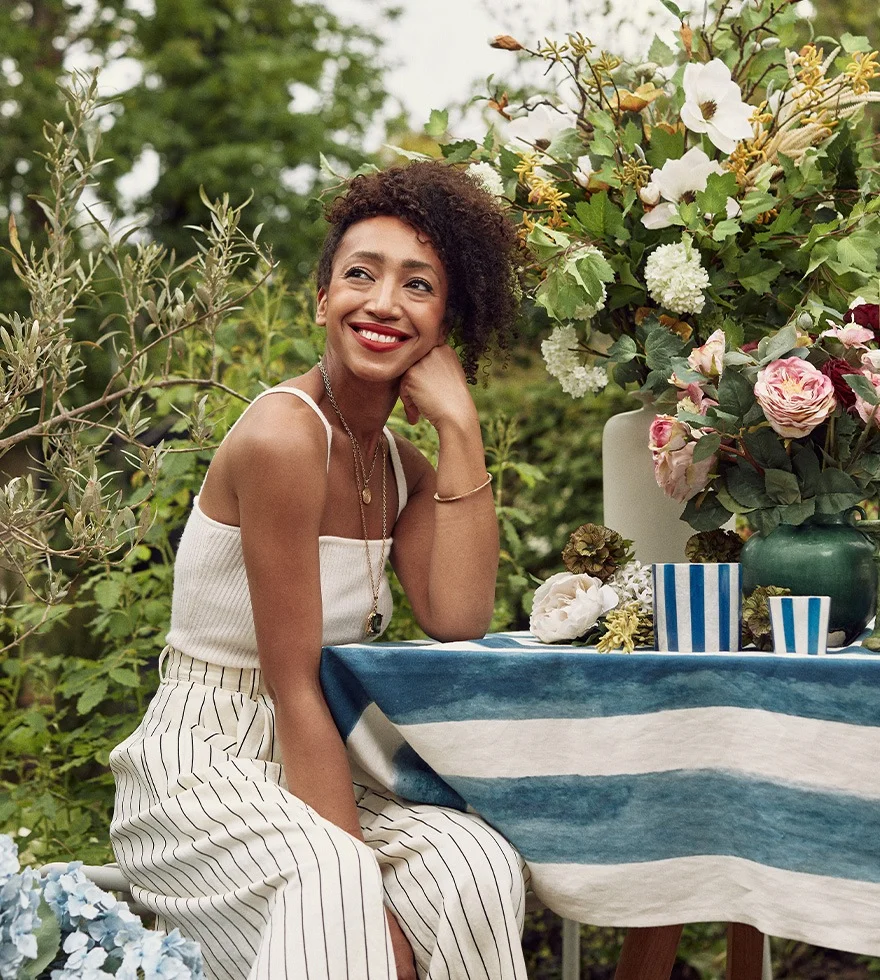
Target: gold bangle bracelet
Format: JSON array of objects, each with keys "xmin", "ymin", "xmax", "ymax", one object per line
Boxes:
[{"xmin": 433, "ymin": 473, "xmax": 493, "ymax": 503}]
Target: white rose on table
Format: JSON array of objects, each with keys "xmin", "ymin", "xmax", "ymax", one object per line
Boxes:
[{"xmin": 530, "ymin": 572, "xmax": 619, "ymax": 643}]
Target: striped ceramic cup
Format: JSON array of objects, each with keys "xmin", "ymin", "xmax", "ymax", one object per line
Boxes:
[
  {"xmin": 652, "ymin": 563, "xmax": 742, "ymax": 652},
  {"xmin": 768, "ymin": 595, "xmax": 831, "ymax": 655}
]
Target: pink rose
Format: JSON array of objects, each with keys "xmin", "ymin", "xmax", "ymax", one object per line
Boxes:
[
  {"xmin": 649, "ymin": 414, "xmax": 689, "ymax": 453},
  {"xmin": 853, "ymin": 372, "xmax": 880, "ymax": 426},
  {"xmin": 861, "ymin": 350, "xmax": 880, "ymax": 373},
  {"xmin": 687, "ymin": 328, "xmax": 726, "ymax": 377},
  {"xmin": 677, "ymin": 381, "xmax": 718, "ymax": 416},
  {"xmin": 649, "ymin": 415, "xmax": 716, "ymax": 502},
  {"xmin": 819, "ymin": 324, "xmax": 875, "ymax": 348},
  {"xmin": 844, "ymin": 300, "xmax": 880, "ymax": 339},
  {"xmin": 754, "ymin": 357, "xmax": 836, "ymax": 437}
]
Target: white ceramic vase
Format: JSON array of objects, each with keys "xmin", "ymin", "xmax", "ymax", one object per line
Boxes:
[{"xmin": 601, "ymin": 401, "xmax": 695, "ymax": 564}]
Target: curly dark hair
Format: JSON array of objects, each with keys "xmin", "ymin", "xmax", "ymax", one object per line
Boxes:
[{"xmin": 317, "ymin": 161, "xmax": 523, "ymax": 382}]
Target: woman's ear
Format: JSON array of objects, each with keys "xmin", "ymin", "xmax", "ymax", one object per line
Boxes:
[{"xmin": 316, "ymin": 287, "xmax": 327, "ymax": 325}]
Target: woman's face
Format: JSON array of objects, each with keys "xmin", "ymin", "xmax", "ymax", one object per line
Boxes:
[{"xmin": 316, "ymin": 215, "xmax": 449, "ymax": 379}]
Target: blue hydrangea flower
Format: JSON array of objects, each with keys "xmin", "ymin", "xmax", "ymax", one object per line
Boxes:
[
  {"xmin": 1, "ymin": 833, "xmax": 203, "ymax": 980},
  {"xmin": 0, "ymin": 835, "xmax": 19, "ymax": 883},
  {"xmin": 0, "ymin": 838, "xmax": 43, "ymax": 980}
]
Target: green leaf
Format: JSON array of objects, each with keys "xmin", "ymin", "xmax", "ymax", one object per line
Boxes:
[
  {"xmin": 846, "ymin": 373, "xmax": 879, "ymax": 405},
  {"xmin": 815, "ymin": 469, "xmax": 864, "ymax": 514},
  {"xmin": 792, "ymin": 445, "xmax": 822, "ymax": 487},
  {"xmin": 737, "ymin": 248, "xmax": 784, "ymax": 293},
  {"xmin": 764, "ymin": 468, "xmax": 801, "ymax": 505},
  {"xmin": 840, "ymin": 32, "xmax": 871, "ymax": 53},
  {"xmin": 93, "ymin": 577, "xmax": 123, "ymax": 611},
  {"xmin": 440, "ymin": 139, "xmax": 478, "ymax": 163},
  {"xmin": 645, "ymin": 125, "xmax": 685, "ymax": 169},
  {"xmin": 657, "ymin": 0, "xmax": 683, "ymax": 18},
  {"xmin": 644, "ymin": 325, "xmax": 686, "ymax": 373},
  {"xmin": 109, "ymin": 666, "xmax": 140, "ymax": 687},
  {"xmin": 696, "ymin": 171, "xmax": 739, "ymax": 216},
  {"xmin": 726, "ymin": 464, "xmax": 771, "ymax": 508},
  {"xmin": 607, "ymin": 335, "xmax": 638, "ymax": 363},
  {"xmin": 834, "ymin": 234, "xmax": 878, "ymax": 275},
  {"xmin": 424, "ymin": 108, "xmax": 448, "ymax": 137},
  {"xmin": 742, "ymin": 428, "xmax": 792, "ymax": 470},
  {"xmin": 77, "ymin": 680, "xmax": 108, "ymax": 715},
  {"xmin": 575, "ymin": 192, "xmax": 627, "ymax": 242},
  {"xmin": 18, "ymin": 900, "xmax": 61, "ymax": 980},
  {"xmin": 693, "ymin": 432, "xmax": 722, "ymax": 462},
  {"xmin": 546, "ymin": 127, "xmax": 585, "ymax": 162},
  {"xmin": 681, "ymin": 492, "xmax": 732, "ymax": 531},
  {"xmin": 717, "ymin": 369, "xmax": 755, "ymax": 419},
  {"xmin": 712, "ymin": 219, "xmax": 741, "ymax": 242},
  {"xmin": 526, "ymin": 223, "xmax": 570, "ymax": 261},
  {"xmin": 756, "ymin": 324, "xmax": 798, "ymax": 365},
  {"xmin": 648, "ymin": 34, "xmax": 676, "ymax": 66},
  {"xmin": 778, "ymin": 500, "xmax": 816, "ymax": 525}
]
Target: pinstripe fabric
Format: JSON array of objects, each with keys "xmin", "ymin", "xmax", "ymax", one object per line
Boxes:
[{"xmin": 110, "ymin": 651, "xmax": 528, "ymax": 980}]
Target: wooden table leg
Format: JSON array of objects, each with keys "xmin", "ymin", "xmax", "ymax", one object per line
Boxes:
[
  {"xmin": 726, "ymin": 923, "xmax": 765, "ymax": 980},
  {"xmin": 614, "ymin": 924, "xmax": 684, "ymax": 980}
]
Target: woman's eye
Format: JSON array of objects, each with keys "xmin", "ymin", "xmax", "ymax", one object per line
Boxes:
[
  {"xmin": 344, "ymin": 267, "xmax": 372, "ymax": 280},
  {"xmin": 406, "ymin": 278, "xmax": 432, "ymax": 292}
]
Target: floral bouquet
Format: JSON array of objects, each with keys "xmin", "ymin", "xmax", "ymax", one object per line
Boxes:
[
  {"xmin": 647, "ymin": 299, "xmax": 880, "ymax": 533},
  {"xmin": 0, "ymin": 834, "xmax": 202, "ymax": 980},
  {"xmin": 441, "ymin": 0, "xmax": 880, "ymax": 403},
  {"xmin": 529, "ymin": 523, "xmax": 655, "ymax": 651}
]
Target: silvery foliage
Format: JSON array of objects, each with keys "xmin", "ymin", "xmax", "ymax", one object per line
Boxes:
[{"xmin": 0, "ymin": 71, "xmax": 271, "ymax": 624}]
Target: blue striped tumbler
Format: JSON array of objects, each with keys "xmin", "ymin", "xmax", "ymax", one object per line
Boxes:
[{"xmin": 652, "ymin": 563, "xmax": 742, "ymax": 652}]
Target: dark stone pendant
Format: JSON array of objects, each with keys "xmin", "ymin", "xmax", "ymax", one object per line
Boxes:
[
  {"xmin": 362, "ymin": 487, "xmax": 372, "ymax": 505},
  {"xmin": 365, "ymin": 611, "xmax": 383, "ymax": 636}
]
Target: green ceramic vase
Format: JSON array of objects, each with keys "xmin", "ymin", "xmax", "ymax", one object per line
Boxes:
[{"xmin": 741, "ymin": 509, "xmax": 877, "ymax": 644}]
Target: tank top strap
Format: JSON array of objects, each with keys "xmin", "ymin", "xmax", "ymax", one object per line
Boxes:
[
  {"xmin": 206, "ymin": 386, "xmax": 333, "ymax": 488},
  {"xmin": 384, "ymin": 428, "xmax": 408, "ymax": 518}
]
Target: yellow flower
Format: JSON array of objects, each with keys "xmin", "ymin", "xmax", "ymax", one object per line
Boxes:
[{"xmin": 845, "ymin": 50, "xmax": 880, "ymax": 96}]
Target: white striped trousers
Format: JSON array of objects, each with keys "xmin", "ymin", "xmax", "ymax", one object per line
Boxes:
[{"xmin": 109, "ymin": 650, "xmax": 529, "ymax": 980}]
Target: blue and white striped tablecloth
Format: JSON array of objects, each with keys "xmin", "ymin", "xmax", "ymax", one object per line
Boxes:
[{"xmin": 320, "ymin": 632, "xmax": 880, "ymax": 956}]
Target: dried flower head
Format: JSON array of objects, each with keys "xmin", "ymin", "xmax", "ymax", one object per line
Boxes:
[
  {"xmin": 685, "ymin": 530, "xmax": 744, "ymax": 564},
  {"xmin": 596, "ymin": 602, "xmax": 654, "ymax": 653},
  {"xmin": 562, "ymin": 523, "xmax": 634, "ymax": 581},
  {"xmin": 742, "ymin": 585, "xmax": 792, "ymax": 650}
]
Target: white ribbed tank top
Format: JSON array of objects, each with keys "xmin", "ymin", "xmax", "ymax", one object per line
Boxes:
[{"xmin": 165, "ymin": 386, "xmax": 408, "ymax": 667}]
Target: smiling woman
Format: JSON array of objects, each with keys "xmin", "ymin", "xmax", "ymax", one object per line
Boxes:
[{"xmin": 107, "ymin": 160, "xmax": 528, "ymax": 980}]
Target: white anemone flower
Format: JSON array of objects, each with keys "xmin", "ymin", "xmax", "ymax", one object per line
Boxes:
[
  {"xmin": 573, "ymin": 154, "xmax": 593, "ymax": 188},
  {"xmin": 640, "ymin": 147, "xmax": 725, "ymax": 229},
  {"xmin": 505, "ymin": 103, "xmax": 576, "ymax": 148},
  {"xmin": 680, "ymin": 59, "xmax": 754, "ymax": 153}
]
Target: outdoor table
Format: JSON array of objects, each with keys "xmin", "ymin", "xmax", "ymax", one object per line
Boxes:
[{"xmin": 320, "ymin": 632, "xmax": 880, "ymax": 959}]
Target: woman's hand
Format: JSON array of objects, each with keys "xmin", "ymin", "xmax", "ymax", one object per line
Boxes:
[
  {"xmin": 385, "ymin": 908, "xmax": 417, "ymax": 980},
  {"xmin": 399, "ymin": 343, "xmax": 478, "ymax": 429}
]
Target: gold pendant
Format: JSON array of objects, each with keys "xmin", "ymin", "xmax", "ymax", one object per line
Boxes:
[
  {"xmin": 362, "ymin": 487, "xmax": 372, "ymax": 505},
  {"xmin": 365, "ymin": 611, "xmax": 383, "ymax": 636}
]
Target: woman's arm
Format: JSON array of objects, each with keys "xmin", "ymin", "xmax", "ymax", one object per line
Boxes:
[
  {"xmin": 390, "ymin": 345, "xmax": 499, "ymax": 640},
  {"xmin": 232, "ymin": 400, "xmax": 364, "ymax": 837}
]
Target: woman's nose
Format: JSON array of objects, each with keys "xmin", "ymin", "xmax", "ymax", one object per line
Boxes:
[{"xmin": 364, "ymin": 279, "xmax": 400, "ymax": 318}]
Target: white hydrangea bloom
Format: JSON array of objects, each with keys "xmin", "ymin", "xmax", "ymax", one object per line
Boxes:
[
  {"xmin": 467, "ymin": 162, "xmax": 505, "ymax": 198},
  {"xmin": 540, "ymin": 325, "xmax": 608, "ymax": 398},
  {"xmin": 608, "ymin": 560, "xmax": 653, "ymax": 615},
  {"xmin": 644, "ymin": 239, "xmax": 710, "ymax": 315}
]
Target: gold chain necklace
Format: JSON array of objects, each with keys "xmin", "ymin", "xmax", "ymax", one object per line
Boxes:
[
  {"xmin": 317, "ymin": 361, "xmax": 382, "ymax": 505},
  {"xmin": 318, "ymin": 359, "xmax": 389, "ymax": 637}
]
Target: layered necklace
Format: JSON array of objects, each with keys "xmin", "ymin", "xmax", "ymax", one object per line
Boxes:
[{"xmin": 318, "ymin": 359, "xmax": 388, "ymax": 638}]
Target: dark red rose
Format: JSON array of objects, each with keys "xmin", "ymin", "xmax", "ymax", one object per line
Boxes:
[
  {"xmin": 741, "ymin": 340, "xmax": 760, "ymax": 353},
  {"xmin": 820, "ymin": 357, "xmax": 860, "ymax": 410},
  {"xmin": 844, "ymin": 303, "xmax": 880, "ymax": 338}
]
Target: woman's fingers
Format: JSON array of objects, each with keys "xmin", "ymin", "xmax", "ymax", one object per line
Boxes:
[{"xmin": 385, "ymin": 909, "xmax": 417, "ymax": 980}]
